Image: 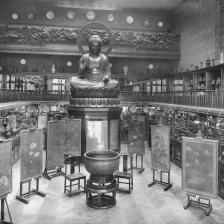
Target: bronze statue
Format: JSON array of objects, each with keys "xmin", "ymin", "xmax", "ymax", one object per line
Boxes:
[{"xmin": 70, "ymin": 35, "xmax": 119, "ymax": 97}]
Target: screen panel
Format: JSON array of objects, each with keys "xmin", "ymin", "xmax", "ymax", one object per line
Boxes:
[
  {"xmin": 151, "ymin": 125, "xmax": 170, "ymax": 172},
  {"xmin": 64, "ymin": 119, "xmax": 81, "ymax": 156},
  {"xmin": 128, "ymin": 115, "xmax": 145, "ymax": 155},
  {"xmin": 0, "ymin": 140, "xmax": 12, "ymax": 198},
  {"xmin": 38, "ymin": 115, "xmax": 48, "ymax": 129},
  {"xmin": 182, "ymin": 137, "xmax": 218, "ymax": 198},
  {"xmin": 20, "ymin": 129, "xmax": 43, "ymax": 181},
  {"xmin": 47, "ymin": 120, "xmax": 65, "ymax": 168}
]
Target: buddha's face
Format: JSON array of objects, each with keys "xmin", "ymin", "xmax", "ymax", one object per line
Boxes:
[{"xmin": 89, "ymin": 35, "xmax": 102, "ymax": 55}]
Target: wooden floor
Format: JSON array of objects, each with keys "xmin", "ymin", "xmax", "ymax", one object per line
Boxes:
[{"xmin": 5, "ymin": 144, "xmax": 224, "ymax": 224}]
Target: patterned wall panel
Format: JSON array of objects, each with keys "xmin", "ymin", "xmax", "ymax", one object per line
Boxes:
[
  {"xmin": 173, "ymin": 0, "xmax": 217, "ymax": 71},
  {"xmin": 0, "ymin": 25, "xmax": 179, "ymax": 51}
]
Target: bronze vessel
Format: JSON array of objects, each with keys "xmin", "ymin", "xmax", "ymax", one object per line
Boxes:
[{"xmin": 84, "ymin": 150, "xmax": 120, "ymax": 177}]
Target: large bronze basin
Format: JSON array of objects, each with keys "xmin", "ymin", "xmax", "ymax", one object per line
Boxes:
[{"xmin": 84, "ymin": 150, "xmax": 120, "ymax": 177}]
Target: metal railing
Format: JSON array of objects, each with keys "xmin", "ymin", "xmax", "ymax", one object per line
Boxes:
[
  {"xmin": 0, "ymin": 89, "xmax": 70, "ymax": 102},
  {"xmin": 0, "ymin": 89, "xmax": 224, "ymax": 109},
  {"xmin": 119, "ymin": 90, "xmax": 224, "ymax": 109}
]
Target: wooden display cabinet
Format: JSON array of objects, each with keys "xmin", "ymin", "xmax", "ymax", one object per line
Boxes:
[
  {"xmin": 183, "ymin": 73, "xmax": 194, "ymax": 91},
  {"xmin": 194, "ymin": 72, "xmax": 206, "ymax": 90},
  {"xmin": 205, "ymin": 68, "xmax": 222, "ymax": 91}
]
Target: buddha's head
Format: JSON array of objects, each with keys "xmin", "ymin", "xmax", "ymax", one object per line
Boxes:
[{"xmin": 89, "ymin": 35, "xmax": 102, "ymax": 55}]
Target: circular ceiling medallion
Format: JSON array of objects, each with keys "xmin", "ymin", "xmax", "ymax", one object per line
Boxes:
[
  {"xmin": 86, "ymin": 11, "xmax": 95, "ymax": 20},
  {"xmin": 67, "ymin": 10, "xmax": 75, "ymax": 19},
  {"xmin": 107, "ymin": 13, "xmax": 114, "ymax": 22},
  {"xmin": 126, "ymin": 16, "xmax": 134, "ymax": 24},
  {"xmin": 148, "ymin": 64, "xmax": 154, "ymax": 70},
  {"xmin": 66, "ymin": 61, "xmax": 72, "ymax": 67},
  {"xmin": 157, "ymin": 21, "xmax": 164, "ymax": 27},
  {"xmin": 143, "ymin": 19, "xmax": 150, "ymax": 27},
  {"xmin": 11, "ymin": 13, "xmax": 19, "ymax": 20},
  {"xmin": 46, "ymin": 11, "xmax": 55, "ymax": 20},
  {"xmin": 27, "ymin": 13, "xmax": 36, "ymax": 21},
  {"xmin": 20, "ymin": 59, "xmax": 26, "ymax": 65}
]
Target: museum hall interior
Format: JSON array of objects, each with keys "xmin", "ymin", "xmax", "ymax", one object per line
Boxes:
[{"xmin": 0, "ymin": 0, "xmax": 224, "ymax": 223}]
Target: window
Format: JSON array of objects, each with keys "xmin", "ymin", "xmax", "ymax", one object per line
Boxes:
[{"xmin": 52, "ymin": 79, "xmax": 66, "ymax": 93}]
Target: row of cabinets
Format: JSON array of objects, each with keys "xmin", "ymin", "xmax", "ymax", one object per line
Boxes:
[
  {"xmin": 0, "ymin": 73, "xmax": 72, "ymax": 92},
  {"xmin": 0, "ymin": 72, "xmax": 127, "ymax": 92},
  {"xmin": 123, "ymin": 64, "xmax": 224, "ymax": 93}
]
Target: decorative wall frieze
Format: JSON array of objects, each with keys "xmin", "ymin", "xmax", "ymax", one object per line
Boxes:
[{"xmin": 0, "ymin": 25, "xmax": 180, "ymax": 51}]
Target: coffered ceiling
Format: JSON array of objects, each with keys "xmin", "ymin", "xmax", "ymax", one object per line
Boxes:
[
  {"xmin": 57, "ymin": 0, "xmax": 183, "ymax": 10},
  {"xmin": 14, "ymin": 0, "xmax": 183, "ymax": 10}
]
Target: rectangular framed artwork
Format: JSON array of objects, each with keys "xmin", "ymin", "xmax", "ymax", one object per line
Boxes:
[
  {"xmin": 151, "ymin": 125, "xmax": 170, "ymax": 172},
  {"xmin": 20, "ymin": 129, "xmax": 43, "ymax": 181},
  {"xmin": 128, "ymin": 115, "xmax": 145, "ymax": 155},
  {"xmin": 182, "ymin": 137, "xmax": 218, "ymax": 198},
  {"xmin": 0, "ymin": 140, "xmax": 12, "ymax": 198}
]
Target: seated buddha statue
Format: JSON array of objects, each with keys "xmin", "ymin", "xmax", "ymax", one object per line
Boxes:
[{"xmin": 70, "ymin": 35, "xmax": 119, "ymax": 98}]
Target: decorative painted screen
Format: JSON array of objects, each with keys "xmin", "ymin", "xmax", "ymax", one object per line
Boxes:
[
  {"xmin": 182, "ymin": 137, "xmax": 218, "ymax": 198},
  {"xmin": 151, "ymin": 125, "xmax": 170, "ymax": 172},
  {"xmin": 0, "ymin": 140, "xmax": 12, "ymax": 198},
  {"xmin": 47, "ymin": 120, "xmax": 65, "ymax": 168},
  {"xmin": 20, "ymin": 129, "xmax": 43, "ymax": 181},
  {"xmin": 128, "ymin": 115, "xmax": 145, "ymax": 155},
  {"xmin": 64, "ymin": 119, "xmax": 81, "ymax": 156},
  {"xmin": 38, "ymin": 115, "xmax": 48, "ymax": 129}
]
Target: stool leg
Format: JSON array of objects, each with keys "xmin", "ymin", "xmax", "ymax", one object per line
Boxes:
[
  {"xmin": 69, "ymin": 180, "xmax": 72, "ymax": 197},
  {"xmin": 78, "ymin": 179, "xmax": 80, "ymax": 190},
  {"xmin": 83, "ymin": 177, "xmax": 86, "ymax": 192},
  {"xmin": 86, "ymin": 190, "xmax": 88, "ymax": 203},
  {"xmin": 64, "ymin": 178, "xmax": 66, "ymax": 193},
  {"xmin": 141, "ymin": 155, "xmax": 143, "ymax": 169}
]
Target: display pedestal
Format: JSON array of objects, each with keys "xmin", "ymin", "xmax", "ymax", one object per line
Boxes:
[
  {"xmin": 67, "ymin": 106, "xmax": 122, "ymax": 156},
  {"xmin": 86, "ymin": 177, "xmax": 117, "ymax": 209},
  {"xmin": 148, "ymin": 169, "xmax": 172, "ymax": 191},
  {"xmin": 16, "ymin": 176, "xmax": 46, "ymax": 204},
  {"xmin": 183, "ymin": 193, "xmax": 212, "ymax": 216},
  {"xmin": 0, "ymin": 196, "xmax": 13, "ymax": 224}
]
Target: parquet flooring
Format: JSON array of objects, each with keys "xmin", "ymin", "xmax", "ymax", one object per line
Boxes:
[{"xmin": 6, "ymin": 144, "xmax": 224, "ymax": 224}]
